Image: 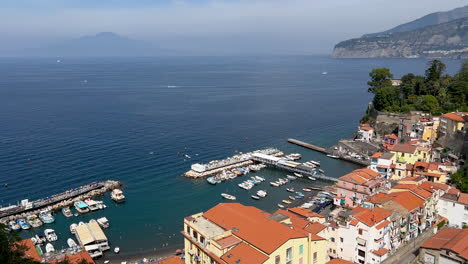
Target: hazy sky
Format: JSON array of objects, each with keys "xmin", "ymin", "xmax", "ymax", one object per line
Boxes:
[{"xmin": 0, "ymin": 0, "xmax": 466, "ymax": 55}]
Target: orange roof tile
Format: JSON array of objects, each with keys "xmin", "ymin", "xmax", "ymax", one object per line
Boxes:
[
  {"xmin": 414, "ymin": 161, "xmax": 429, "ymax": 169},
  {"xmin": 215, "ymin": 235, "xmax": 242, "ymax": 249},
  {"xmin": 392, "ymin": 184, "xmax": 418, "ymax": 191},
  {"xmin": 154, "ymin": 256, "xmax": 184, "ymax": 264},
  {"xmin": 326, "ymin": 259, "xmax": 358, "ymax": 264},
  {"xmin": 398, "ymin": 176, "xmax": 426, "ymax": 183},
  {"xmin": 411, "ymin": 188, "xmax": 433, "ymax": 199},
  {"xmin": 448, "ymin": 188, "xmax": 461, "ymax": 195},
  {"xmin": 273, "ymin": 209, "xmax": 325, "ymax": 240},
  {"xmin": 339, "ymin": 168, "xmax": 381, "ymax": 185},
  {"xmin": 441, "ymin": 113, "xmax": 467, "ymax": 122},
  {"xmin": 371, "ymin": 152, "xmax": 383, "ymax": 158},
  {"xmin": 15, "ymin": 239, "xmax": 41, "ymax": 262},
  {"xmin": 221, "ymin": 243, "xmax": 269, "ymax": 264},
  {"xmin": 421, "ymin": 228, "xmax": 468, "ymax": 260},
  {"xmin": 372, "ymin": 248, "xmax": 389, "ymax": 256},
  {"xmin": 204, "ymin": 203, "xmax": 306, "ymax": 254},
  {"xmin": 376, "ymin": 220, "xmax": 391, "ymax": 230},
  {"xmin": 352, "ymin": 207, "xmax": 393, "ymax": 227},
  {"xmin": 350, "ymin": 219, "xmax": 359, "ymax": 226},
  {"xmin": 303, "ymin": 222, "xmax": 327, "ymax": 236},
  {"xmin": 428, "ymin": 162, "xmax": 441, "ymax": 171},
  {"xmin": 391, "ymin": 144, "xmax": 417, "ymax": 154},
  {"xmin": 414, "ymin": 171, "xmax": 444, "ymax": 178},
  {"xmin": 389, "ymin": 192, "xmax": 425, "ymax": 211},
  {"xmin": 289, "ymin": 207, "xmax": 325, "ymax": 219},
  {"xmin": 458, "ymin": 193, "xmax": 468, "ymax": 205},
  {"xmin": 365, "ymin": 193, "xmax": 392, "ymax": 204},
  {"xmin": 419, "ymin": 182, "xmax": 449, "ymax": 192}
]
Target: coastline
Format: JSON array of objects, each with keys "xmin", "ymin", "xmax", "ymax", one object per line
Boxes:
[{"xmin": 95, "ymin": 245, "xmax": 183, "ymax": 264}]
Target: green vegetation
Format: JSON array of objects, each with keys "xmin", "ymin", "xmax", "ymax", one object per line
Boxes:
[
  {"xmin": 450, "ymin": 165, "xmax": 468, "ymax": 193},
  {"xmin": 368, "ymin": 60, "xmax": 468, "ymax": 114},
  {"xmin": 437, "ymin": 220, "xmax": 446, "ymax": 229}
]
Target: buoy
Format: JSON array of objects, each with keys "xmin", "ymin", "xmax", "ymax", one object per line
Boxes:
[{"xmin": 4, "ymin": 184, "xmax": 7, "ymax": 188}]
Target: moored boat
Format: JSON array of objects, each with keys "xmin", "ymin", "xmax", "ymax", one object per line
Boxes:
[
  {"xmin": 114, "ymin": 247, "xmax": 120, "ymax": 254},
  {"xmin": 45, "ymin": 243, "xmax": 55, "ymax": 253},
  {"xmin": 326, "ymin": 154, "xmax": 339, "ymax": 159},
  {"xmin": 17, "ymin": 218, "xmax": 30, "ymax": 230},
  {"xmin": 256, "ymin": 190, "xmax": 267, "ymax": 198},
  {"xmin": 282, "ymin": 200, "xmax": 292, "ymax": 204},
  {"xmin": 294, "ymin": 173, "xmax": 303, "ymax": 178},
  {"xmin": 70, "ymin": 223, "xmax": 78, "ymax": 234},
  {"xmin": 8, "ymin": 221, "xmax": 21, "ymax": 231},
  {"xmin": 74, "ymin": 201, "xmax": 90, "ymax": 213},
  {"xmin": 67, "ymin": 238, "xmax": 78, "ymax": 248},
  {"xmin": 62, "ymin": 207, "xmax": 73, "ymax": 217},
  {"xmin": 286, "ymin": 175, "xmax": 297, "ymax": 180},
  {"xmin": 221, "ymin": 193, "xmax": 236, "ymax": 200},
  {"xmin": 318, "ymin": 169, "xmax": 325, "ymax": 173},
  {"xmin": 44, "ymin": 229, "xmax": 57, "ymax": 242},
  {"xmin": 97, "ymin": 217, "xmax": 110, "ymax": 228},
  {"xmin": 288, "ymin": 196, "xmax": 296, "ymax": 200},
  {"xmin": 286, "ymin": 188, "xmax": 295, "ymax": 193},
  {"xmin": 27, "ymin": 215, "xmax": 43, "ymax": 228},
  {"xmin": 111, "ymin": 189, "xmax": 126, "ymax": 203},
  {"xmin": 303, "ymin": 188, "xmax": 312, "ymax": 192},
  {"xmin": 270, "ymin": 182, "xmax": 280, "ymax": 187},
  {"xmin": 39, "ymin": 210, "xmax": 55, "ymax": 224},
  {"xmin": 251, "ymin": 195, "xmax": 260, "ymax": 200},
  {"xmin": 277, "ymin": 204, "xmax": 285, "ymax": 208}
]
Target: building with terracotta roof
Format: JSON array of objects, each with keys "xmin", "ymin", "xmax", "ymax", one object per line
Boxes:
[
  {"xmin": 437, "ymin": 192, "xmax": 468, "ymax": 228},
  {"xmin": 15, "ymin": 239, "xmax": 95, "ymax": 264},
  {"xmin": 357, "ymin": 124, "xmax": 374, "ymax": 142},
  {"xmin": 334, "ymin": 168, "xmax": 389, "ymax": 208},
  {"xmin": 439, "ymin": 112, "xmax": 467, "ymax": 136},
  {"xmin": 183, "ymin": 203, "xmax": 314, "ymax": 264},
  {"xmin": 383, "ymin": 134, "xmax": 398, "ymax": 150},
  {"xmin": 155, "ymin": 256, "xmax": 185, "ymax": 264},
  {"xmin": 418, "ymin": 228, "xmax": 468, "ymax": 263},
  {"xmin": 369, "ymin": 152, "xmax": 394, "ymax": 179},
  {"xmin": 390, "ymin": 144, "xmax": 430, "ymax": 165}
]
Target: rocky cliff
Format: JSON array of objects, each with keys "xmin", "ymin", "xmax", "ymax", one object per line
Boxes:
[{"xmin": 332, "ymin": 17, "xmax": 468, "ymax": 59}]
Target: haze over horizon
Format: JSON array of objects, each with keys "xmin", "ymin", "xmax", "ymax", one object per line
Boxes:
[{"xmin": 1, "ymin": 0, "xmax": 466, "ymax": 56}]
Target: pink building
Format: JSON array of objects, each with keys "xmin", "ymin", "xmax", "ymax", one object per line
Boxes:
[{"xmin": 334, "ymin": 168, "xmax": 389, "ymax": 208}]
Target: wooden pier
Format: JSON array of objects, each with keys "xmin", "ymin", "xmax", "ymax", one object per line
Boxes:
[{"xmin": 287, "ymin": 138, "xmax": 327, "ymax": 153}]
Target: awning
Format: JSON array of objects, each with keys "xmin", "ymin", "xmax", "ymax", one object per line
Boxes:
[{"xmin": 357, "ymin": 238, "xmax": 366, "ymax": 246}]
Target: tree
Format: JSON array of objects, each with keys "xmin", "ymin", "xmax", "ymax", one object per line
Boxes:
[
  {"xmin": 451, "ymin": 166, "xmax": 468, "ymax": 193},
  {"xmin": 418, "ymin": 95, "xmax": 440, "ymax": 114},
  {"xmin": 0, "ymin": 224, "xmax": 40, "ymax": 264},
  {"xmin": 372, "ymin": 86, "xmax": 400, "ymax": 111},
  {"xmin": 425, "ymin": 59, "xmax": 446, "ymax": 82},
  {"xmin": 367, "ymin": 68, "xmax": 394, "ymax": 93}
]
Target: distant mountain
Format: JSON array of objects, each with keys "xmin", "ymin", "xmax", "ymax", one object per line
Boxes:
[
  {"xmin": 332, "ymin": 10, "xmax": 468, "ymax": 59},
  {"xmin": 22, "ymin": 32, "xmax": 172, "ymax": 57},
  {"xmin": 363, "ymin": 5, "xmax": 468, "ymax": 38}
]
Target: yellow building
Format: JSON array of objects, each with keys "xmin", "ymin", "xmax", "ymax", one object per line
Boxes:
[
  {"xmin": 439, "ymin": 112, "xmax": 467, "ymax": 136},
  {"xmin": 390, "ymin": 144, "xmax": 430, "ymax": 164},
  {"xmin": 421, "ymin": 118, "xmax": 439, "ymax": 142},
  {"xmin": 182, "ymin": 203, "xmax": 327, "ymax": 264}
]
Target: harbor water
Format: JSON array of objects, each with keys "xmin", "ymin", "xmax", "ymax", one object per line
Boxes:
[{"xmin": 0, "ymin": 56, "xmax": 461, "ymax": 260}]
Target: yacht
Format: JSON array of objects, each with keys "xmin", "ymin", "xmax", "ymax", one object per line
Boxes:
[
  {"xmin": 45, "ymin": 243, "xmax": 55, "ymax": 253},
  {"xmin": 270, "ymin": 181, "xmax": 280, "ymax": 187},
  {"xmin": 62, "ymin": 207, "xmax": 73, "ymax": 217},
  {"xmin": 44, "ymin": 229, "xmax": 58, "ymax": 242},
  {"xmin": 8, "ymin": 221, "xmax": 21, "ymax": 231},
  {"xmin": 27, "ymin": 215, "xmax": 43, "ymax": 228},
  {"xmin": 74, "ymin": 201, "xmax": 90, "ymax": 213},
  {"xmin": 39, "ymin": 210, "xmax": 55, "ymax": 224},
  {"xmin": 256, "ymin": 190, "xmax": 267, "ymax": 198},
  {"xmin": 286, "ymin": 188, "xmax": 295, "ymax": 193},
  {"xmin": 111, "ymin": 189, "xmax": 126, "ymax": 203},
  {"xmin": 221, "ymin": 193, "xmax": 236, "ymax": 200},
  {"xmin": 17, "ymin": 218, "xmax": 31, "ymax": 230},
  {"xmin": 67, "ymin": 238, "xmax": 78, "ymax": 248},
  {"xmin": 70, "ymin": 223, "xmax": 78, "ymax": 234},
  {"xmin": 85, "ymin": 200, "xmax": 101, "ymax": 211},
  {"xmin": 97, "ymin": 217, "xmax": 110, "ymax": 229}
]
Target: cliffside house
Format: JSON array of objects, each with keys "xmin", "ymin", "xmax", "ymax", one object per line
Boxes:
[
  {"xmin": 357, "ymin": 124, "xmax": 374, "ymax": 142},
  {"xmin": 369, "ymin": 152, "xmax": 394, "ymax": 179},
  {"xmin": 437, "ymin": 191, "xmax": 468, "ymax": 228},
  {"xmin": 439, "ymin": 112, "xmax": 467, "ymax": 137},
  {"xmin": 418, "ymin": 228, "xmax": 468, "ymax": 264}
]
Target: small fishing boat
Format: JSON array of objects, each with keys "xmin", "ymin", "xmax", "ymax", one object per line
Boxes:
[
  {"xmin": 294, "ymin": 173, "xmax": 303, "ymax": 178},
  {"xmin": 33, "ymin": 234, "xmax": 47, "ymax": 245},
  {"xmin": 39, "ymin": 210, "xmax": 55, "ymax": 224},
  {"xmin": 27, "ymin": 215, "xmax": 43, "ymax": 228},
  {"xmin": 67, "ymin": 238, "xmax": 78, "ymax": 248},
  {"xmin": 207, "ymin": 177, "xmax": 220, "ymax": 185},
  {"xmin": 286, "ymin": 188, "xmax": 295, "ymax": 193},
  {"xmin": 114, "ymin": 247, "xmax": 120, "ymax": 254},
  {"xmin": 277, "ymin": 204, "xmax": 285, "ymax": 208},
  {"xmin": 62, "ymin": 207, "xmax": 73, "ymax": 217},
  {"xmin": 270, "ymin": 182, "xmax": 280, "ymax": 187},
  {"xmin": 303, "ymin": 188, "xmax": 312, "ymax": 192},
  {"xmin": 45, "ymin": 243, "xmax": 55, "ymax": 253},
  {"xmin": 17, "ymin": 218, "xmax": 30, "ymax": 230},
  {"xmin": 8, "ymin": 221, "xmax": 21, "ymax": 231},
  {"xmin": 318, "ymin": 169, "xmax": 325, "ymax": 173},
  {"xmin": 256, "ymin": 190, "xmax": 267, "ymax": 198},
  {"xmin": 326, "ymin": 154, "xmax": 339, "ymax": 159},
  {"xmin": 310, "ymin": 160, "xmax": 321, "ymax": 166},
  {"xmin": 295, "ymin": 195, "xmax": 304, "ymax": 199},
  {"xmin": 74, "ymin": 201, "xmax": 90, "ymax": 213},
  {"xmin": 44, "ymin": 229, "xmax": 57, "ymax": 242},
  {"xmin": 308, "ymin": 176, "xmax": 316, "ymax": 181},
  {"xmin": 221, "ymin": 193, "xmax": 236, "ymax": 200},
  {"xmin": 97, "ymin": 217, "xmax": 110, "ymax": 228},
  {"xmin": 111, "ymin": 189, "xmax": 126, "ymax": 203},
  {"xmin": 286, "ymin": 175, "xmax": 297, "ymax": 180},
  {"xmin": 282, "ymin": 200, "xmax": 292, "ymax": 204},
  {"xmin": 289, "ymin": 196, "xmax": 296, "ymax": 200},
  {"xmin": 78, "ymin": 221, "xmax": 85, "ymax": 226},
  {"xmin": 254, "ymin": 176, "xmax": 265, "ymax": 182},
  {"xmin": 85, "ymin": 200, "xmax": 101, "ymax": 211},
  {"xmin": 251, "ymin": 195, "xmax": 260, "ymax": 200},
  {"xmin": 70, "ymin": 223, "xmax": 78, "ymax": 234}
]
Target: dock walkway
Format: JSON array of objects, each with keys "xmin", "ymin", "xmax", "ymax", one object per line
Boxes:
[{"xmin": 287, "ymin": 138, "xmax": 327, "ymax": 153}]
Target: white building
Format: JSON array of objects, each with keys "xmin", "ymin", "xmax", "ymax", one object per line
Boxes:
[
  {"xmin": 437, "ymin": 192, "xmax": 468, "ymax": 228},
  {"xmin": 75, "ymin": 221, "xmax": 109, "ymax": 258},
  {"xmin": 369, "ymin": 152, "xmax": 395, "ymax": 179},
  {"xmin": 357, "ymin": 124, "xmax": 374, "ymax": 142}
]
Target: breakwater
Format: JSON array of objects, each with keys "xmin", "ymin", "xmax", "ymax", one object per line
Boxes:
[{"xmin": 0, "ymin": 180, "xmax": 122, "ymax": 222}]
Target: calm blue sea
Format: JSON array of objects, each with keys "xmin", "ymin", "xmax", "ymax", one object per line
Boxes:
[{"xmin": 0, "ymin": 56, "xmax": 461, "ymax": 259}]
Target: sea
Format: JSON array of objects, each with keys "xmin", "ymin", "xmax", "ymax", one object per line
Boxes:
[{"xmin": 0, "ymin": 56, "xmax": 462, "ymax": 261}]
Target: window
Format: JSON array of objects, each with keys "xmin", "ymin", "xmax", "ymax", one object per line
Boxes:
[
  {"xmin": 200, "ymin": 236, "xmax": 205, "ymax": 244},
  {"xmin": 358, "ymin": 229, "xmax": 363, "ymax": 235},
  {"xmin": 358, "ymin": 249, "xmax": 365, "ymax": 257},
  {"xmin": 299, "ymin": 245, "xmax": 304, "ymax": 255},
  {"xmin": 286, "ymin": 247, "xmax": 292, "ymax": 264},
  {"xmin": 313, "ymin": 252, "xmax": 318, "ymax": 263},
  {"xmin": 340, "ymin": 248, "xmax": 343, "ymax": 252},
  {"xmin": 331, "ymin": 237, "xmax": 335, "ymax": 242},
  {"xmin": 275, "ymin": 255, "xmax": 280, "ymax": 264},
  {"xmin": 186, "ymin": 225, "xmax": 190, "ymax": 234},
  {"xmin": 299, "ymin": 257, "xmax": 304, "ymax": 264},
  {"xmin": 333, "ymin": 249, "xmax": 336, "ymax": 254},
  {"xmin": 193, "ymin": 231, "xmax": 198, "ymax": 241},
  {"xmin": 340, "ymin": 237, "xmax": 344, "ymax": 243}
]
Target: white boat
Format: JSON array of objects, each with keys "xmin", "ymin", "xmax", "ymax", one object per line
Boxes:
[
  {"xmin": 322, "ymin": 71, "xmax": 328, "ymax": 75},
  {"xmin": 84, "ymin": 200, "xmax": 101, "ymax": 211},
  {"xmin": 97, "ymin": 217, "xmax": 110, "ymax": 228},
  {"xmin": 46, "ymin": 243, "xmax": 55, "ymax": 253},
  {"xmin": 308, "ymin": 177, "xmax": 316, "ymax": 181},
  {"xmin": 221, "ymin": 193, "xmax": 236, "ymax": 200},
  {"xmin": 256, "ymin": 190, "xmax": 267, "ymax": 198},
  {"xmin": 33, "ymin": 234, "xmax": 47, "ymax": 245},
  {"xmin": 62, "ymin": 207, "xmax": 73, "ymax": 217},
  {"xmin": 251, "ymin": 195, "xmax": 260, "ymax": 200},
  {"xmin": 318, "ymin": 169, "xmax": 325, "ymax": 173},
  {"xmin": 39, "ymin": 210, "xmax": 55, "ymax": 224},
  {"xmin": 294, "ymin": 173, "xmax": 303, "ymax": 178},
  {"xmin": 74, "ymin": 201, "xmax": 90, "ymax": 213},
  {"xmin": 70, "ymin": 223, "xmax": 78, "ymax": 234},
  {"xmin": 27, "ymin": 214, "xmax": 43, "ymax": 228},
  {"xmin": 270, "ymin": 182, "xmax": 279, "ymax": 187},
  {"xmin": 277, "ymin": 204, "xmax": 285, "ymax": 208},
  {"xmin": 67, "ymin": 238, "xmax": 78, "ymax": 248},
  {"xmin": 111, "ymin": 189, "xmax": 126, "ymax": 203},
  {"xmin": 326, "ymin": 154, "xmax": 339, "ymax": 159},
  {"xmin": 44, "ymin": 229, "xmax": 58, "ymax": 242},
  {"xmin": 310, "ymin": 160, "xmax": 321, "ymax": 166},
  {"xmin": 114, "ymin": 247, "xmax": 120, "ymax": 254}
]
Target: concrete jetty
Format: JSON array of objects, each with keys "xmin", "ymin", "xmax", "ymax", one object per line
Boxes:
[
  {"xmin": 287, "ymin": 138, "xmax": 327, "ymax": 153},
  {"xmin": 0, "ymin": 180, "xmax": 122, "ymax": 223}
]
